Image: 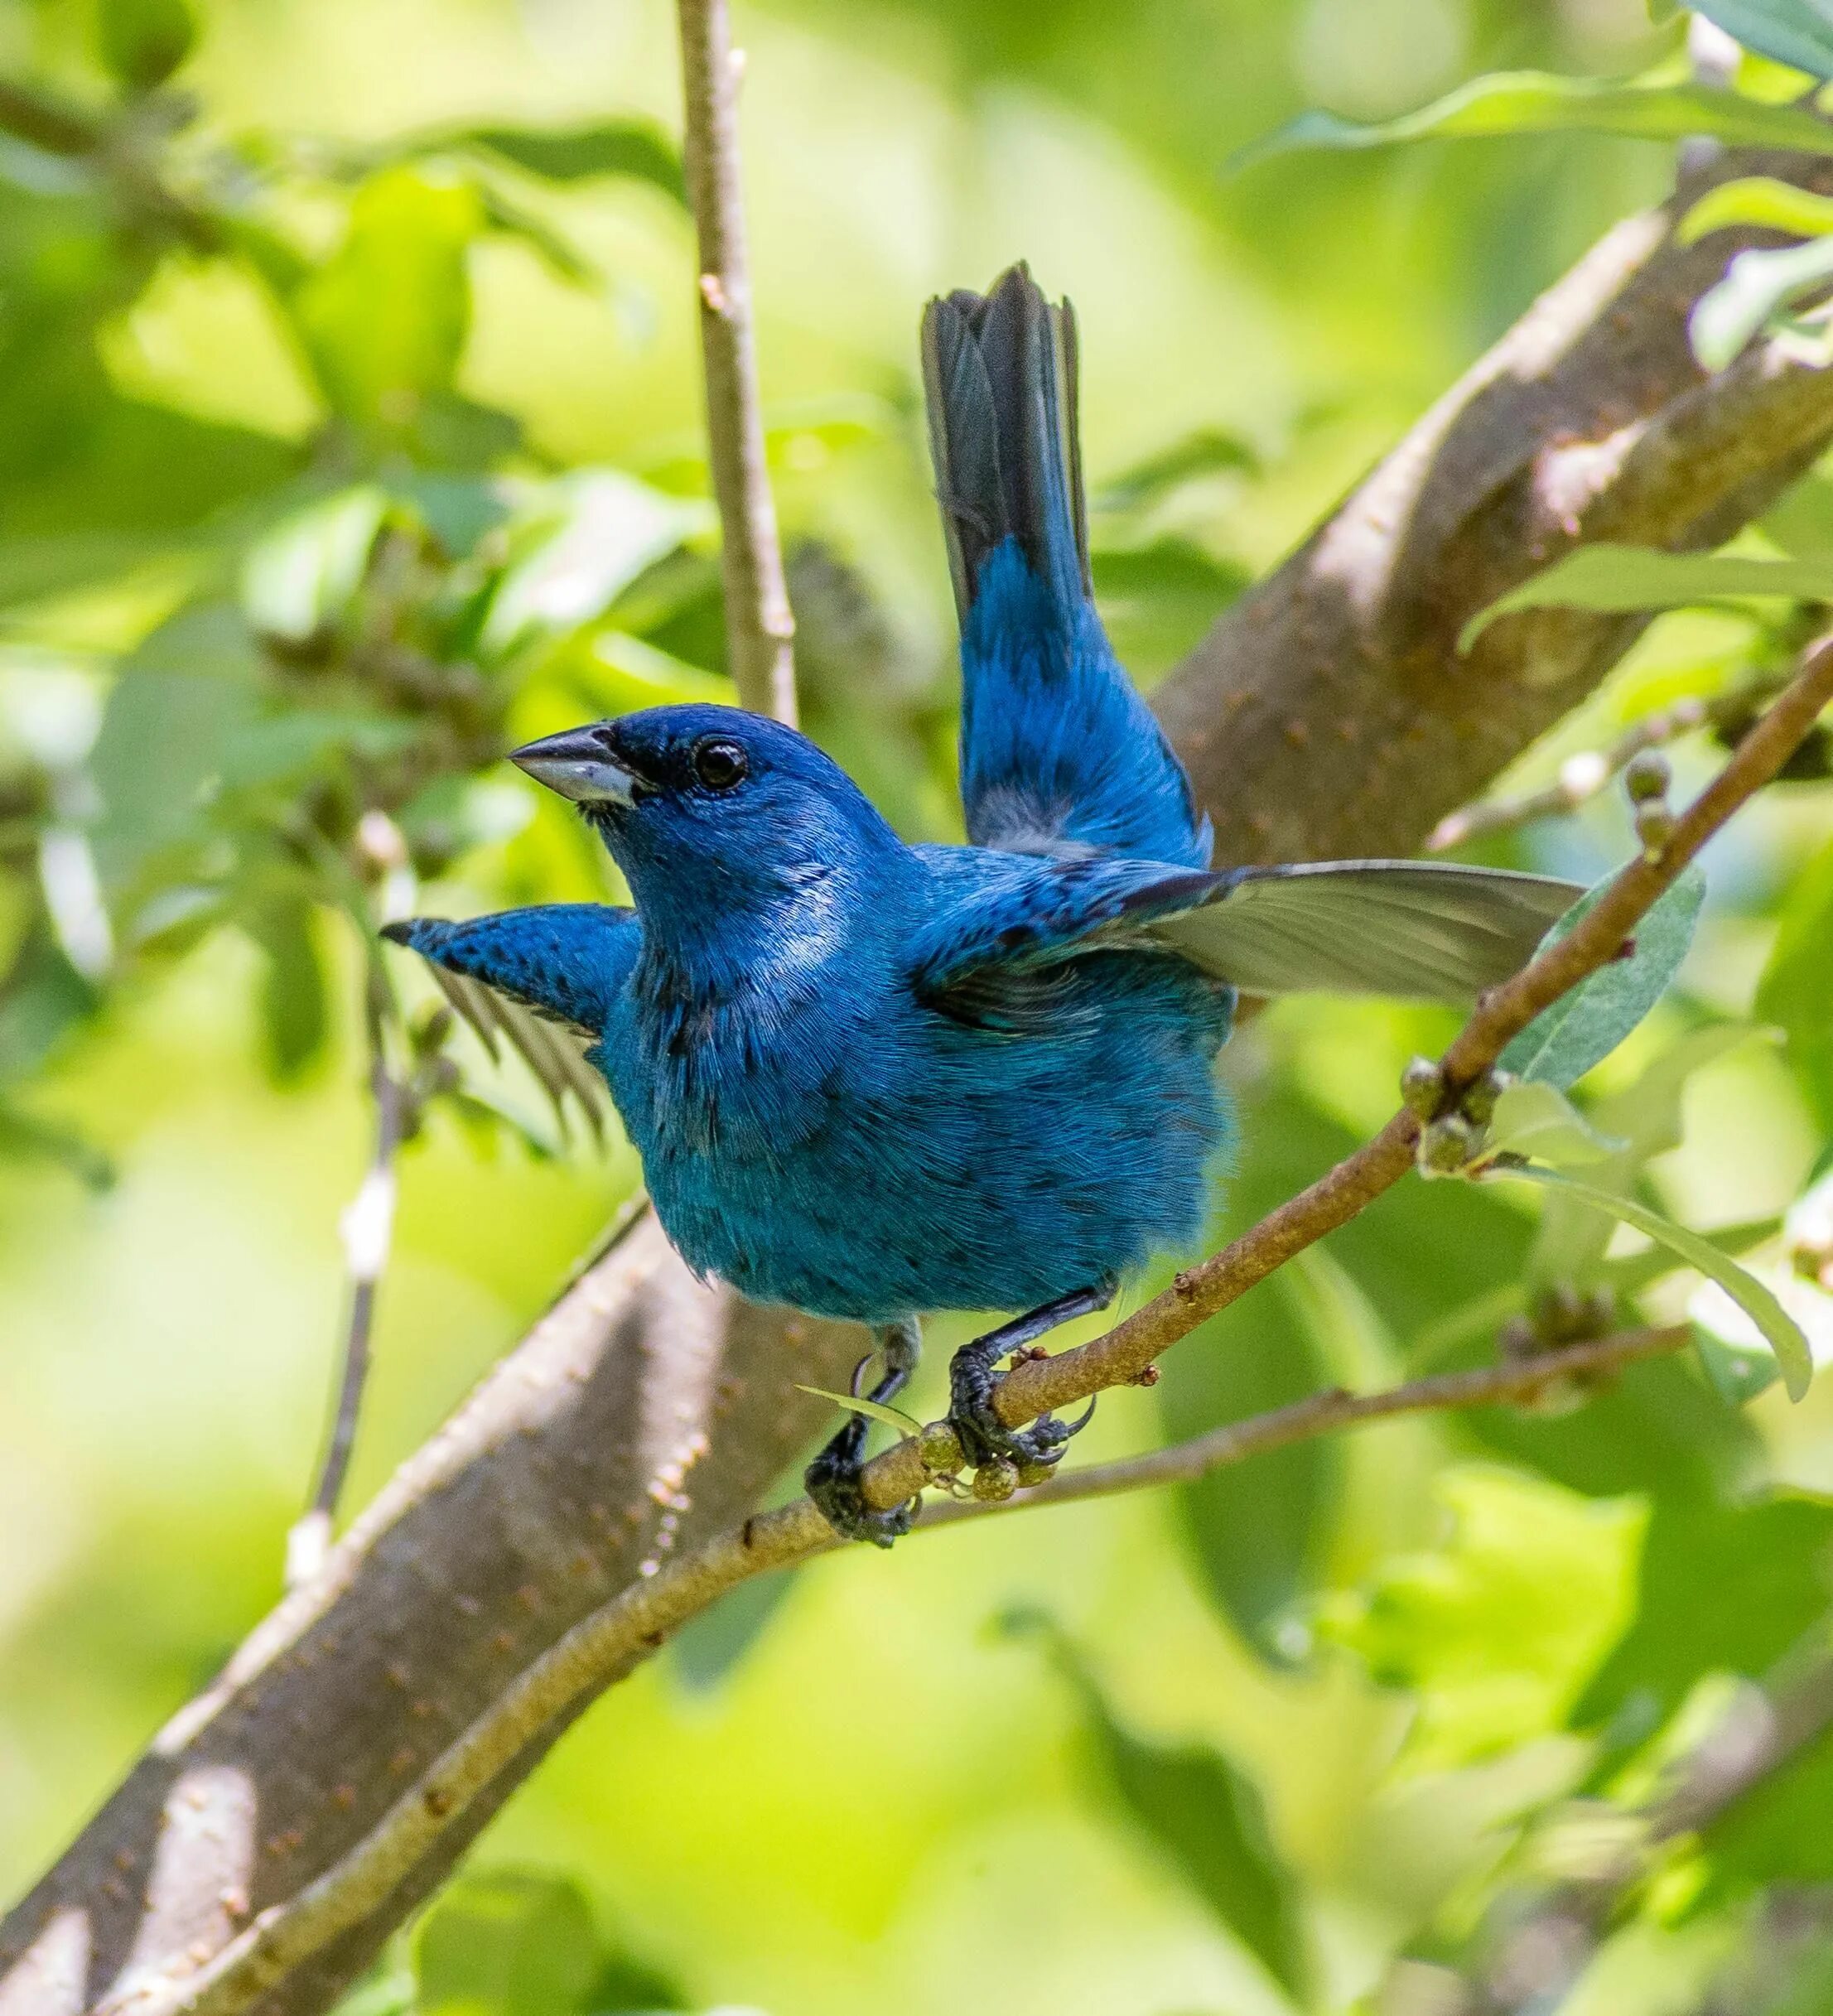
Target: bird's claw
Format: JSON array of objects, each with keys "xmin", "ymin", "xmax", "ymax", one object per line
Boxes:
[
  {"xmin": 804, "ymin": 1416, "xmax": 919, "ymax": 1549},
  {"xmin": 946, "ymin": 1334, "xmax": 1095, "ymax": 1483}
]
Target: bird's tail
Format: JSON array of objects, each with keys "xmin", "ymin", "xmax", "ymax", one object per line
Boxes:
[{"xmin": 921, "ymin": 265, "xmax": 1210, "ymax": 869}]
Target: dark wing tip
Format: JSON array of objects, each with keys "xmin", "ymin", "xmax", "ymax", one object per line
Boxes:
[{"xmin": 379, "ymin": 919, "xmax": 417, "ymax": 948}]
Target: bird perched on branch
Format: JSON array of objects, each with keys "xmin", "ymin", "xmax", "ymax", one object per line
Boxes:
[{"xmin": 387, "ymin": 264, "xmax": 1580, "ymax": 1544}]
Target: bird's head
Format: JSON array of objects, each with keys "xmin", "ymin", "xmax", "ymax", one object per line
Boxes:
[{"xmin": 509, "ymin": 705, "xmax": 900, "ymax": 936}]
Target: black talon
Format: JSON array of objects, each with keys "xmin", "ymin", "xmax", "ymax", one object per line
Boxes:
[
  {"xmin": 804, "ymin": 1319, "xmax": 924, "ymax": 1547},
  {"xmin": 945, "ymin": 1280, "xmax": 1115, "ymax": 1479}
]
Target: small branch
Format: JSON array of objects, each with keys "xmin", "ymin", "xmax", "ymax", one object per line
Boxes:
[
  {"xmin": 1426, "ymin": 697, "xmax": 1713, "ymax": 851},
  {"xmin": 675, "ymin": 0, "xmax": 798, "ymax": 724},
  {"xmin": 285, "ymin": 977, "xmax": 406, "ymax": 1591}
]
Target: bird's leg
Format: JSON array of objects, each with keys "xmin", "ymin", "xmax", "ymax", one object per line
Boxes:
[
  {"xmin": 947, "ymin": 1279, "xmax": 1115, "ymax": 1482},
  {"xmin": 804, "ymin": 1317, "xmax": 924, "ymax": 1548}
]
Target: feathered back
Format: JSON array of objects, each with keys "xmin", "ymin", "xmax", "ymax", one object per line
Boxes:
[{"xmin": 921, "ymin": 264, "xmax": 1212, "ymax": 871}]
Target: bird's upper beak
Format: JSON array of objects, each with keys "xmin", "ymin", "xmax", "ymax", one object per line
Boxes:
[{"xmin": 509, "ymin": 726, "xmax": 646, "ymax": 807}]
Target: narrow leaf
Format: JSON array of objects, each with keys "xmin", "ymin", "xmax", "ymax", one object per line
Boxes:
[
  {"xmin": 1680, "ymin": 175, "xmax": 1833, "ymax": 245},
  {"xmin": 1240, "ymin": 71, "xmax": 1833, "ymax": 171},
  {"xmin": 794, "ymin": 1385, "xmax": 923, "ymax": 1435},
  {"xmin": 1460, "ymin": 545, "xmax": 1833, "ymax": 650},
  {"xmin": 1498, "ymin": 869, "xmax": 1705, "ymax": 1089},
  {"xmin": 464, "ymin": 122, "xmax": 686, "ymax": 203},
  {"xmin": 1485, "ymin": 1165, "xmax": 1815, "ymax": 1399},
  {"xmin": 1484, "ymin": 1079, "xmax": 1627, "ymax": 1165}
]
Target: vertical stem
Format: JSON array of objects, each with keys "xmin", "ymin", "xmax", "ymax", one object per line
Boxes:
[
  {"xmin": 676, "ymin": 0, "xmax": 798, "ymax": 725},
  {"xmin": 286, "ymin": 964, "xmax": 405, "ymax": 1590}
]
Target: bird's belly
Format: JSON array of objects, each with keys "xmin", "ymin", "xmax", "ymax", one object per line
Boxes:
[{"xmin": 621, "ymin": 956, "xmax": 1234, "ymax": 1324}]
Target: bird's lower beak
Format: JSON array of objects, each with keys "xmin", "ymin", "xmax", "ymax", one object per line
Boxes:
[{"xmin": 509, "ymin": 726, "xmax": 644, "ymax": 807}]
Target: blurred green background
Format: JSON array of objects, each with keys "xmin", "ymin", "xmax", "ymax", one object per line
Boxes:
[{"xmin": 6, "ymin": 0, "xmax": 1833, "ymax": 2011}]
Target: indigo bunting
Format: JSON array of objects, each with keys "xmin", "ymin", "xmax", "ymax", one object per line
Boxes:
[{"xmin": 388, "ymin": 265, "xmax": 1580, "ymax": 1544}]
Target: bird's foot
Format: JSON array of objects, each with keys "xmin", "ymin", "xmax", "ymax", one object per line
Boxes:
[
  {"xmin": 945, "ymin": 1281, "xmax": 1114, "ymax": 1494},
  {"xmin": 803, "ymin": 1319, "xmax": 924, "ymax": 1548},
  {"xmin": 804, "ymin": 1416, "xmax": 919, "ymax": 1548}
]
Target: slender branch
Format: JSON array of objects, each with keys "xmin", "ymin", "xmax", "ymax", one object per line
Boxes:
[
  {"xmin": 285, "ymin": 972, "xmax": 406, "ymax": 1592},
  {"xmin": 676, "ymin": 0, "xmax": 798, "ymax": 723},
  {"xmin": 924, "ymin": 1325, "xmax": 1690, "ymax": 1525},
  {"xmin": 1426, "ymin": 697, "xmax": 1714, "ymax": 851}
]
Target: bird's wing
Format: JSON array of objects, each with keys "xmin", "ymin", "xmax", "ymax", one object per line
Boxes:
[
  {"xmin": 382, "ymin": 905, "xmax": 639, "ymax": 1140},
  {"xmin": 922, "ymin": 265, "xmax": 1211, "ymax": 869},
  {"xmin": 913, "ymin": 851, "xmax": 1582, "ymax": 1006}
]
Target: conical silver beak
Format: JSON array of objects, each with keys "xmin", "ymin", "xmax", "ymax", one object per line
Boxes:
[{"xmin": 509, "ymin": 726, "xmax": 643, "ymax": 806}]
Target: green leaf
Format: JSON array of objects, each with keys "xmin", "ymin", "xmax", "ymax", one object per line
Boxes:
[
  {"xmin": 793, "ymin": 1384, "xmax": 921, "ymax": 1435},
  {"xmin": 292, "ymin": 166, "xmax": 485, "ymax": 439},
  {"xmin": 1691, "ymin": 232, "xmax": 1833, "ymax": 370},
  {"xmin": 669, "ymin": 1568, "xmax": 797, "ymax": 1693},
  {"xmin": 1575, "ymin": 1493, "xmax": 1833, "ymax": 1726},
  {"xmin": 1498, "ymin": 868, "xmax": 1705, "ymax": 1090},
  {"xmin": 462, "ymin": 122, "xmax": 686, "ymax": 204},
  {"xmin": 1093, "ymin": 428, "xmax": 1261, "ymax": 513},
  {"xmin": 1680, "ymin": 175, "xmax": 1833, "ymax": 245},
  {"xmin": 244, "ymin": 894, "xmax": 329, "ymax": 1083},
  {"xmin": 1319, "ymin": 1466, "xmax": 1646, "ymax": 1770},
  {"xmin": 1689, "ymin": 0, "xmax": 1833, "ymax": 81},
  {"xmin": 1160, "ymin": 1087, "xmax": 1348, "ymax": 1662},
  {"xmin": 414, "ymin": 1869, "xmax": 684, "ymax": 2016},
  {"xmin": 1241, "ymin": 70, "xmax": 1833, "ymax": 170},
  {"xmin": 95, "ymin": 0, "xmax": 196, "ymax": 89},
  {"xmin": 240, "ymin": 488, "xmax": 388, "ymax": 645},
  {"xmin": 1692, "ymin": 1314, "xmax": 1784, "ymax": 1404},
  {"xmin": 1484, "ymin": 1165, "xmax": 1815, "ymax": 1399},
  {"xmin": 480, "ymin": 473, "xmax": 707, "ymax": 661},
  {"xmin": 1461, "ymin": 545, "xmax": 1833, "ymax": 649},
  {"xmin": 1011, "ymin": 1616, "xmax": 1309, "ymax": 1999},
  {"xmin": 1757, "ymin": 837, "xmax": 1833, "ymax": 1133},
  {"xmin": 1483, "ymin": 1078, "xmax": 1627, "ymax": 1165}
]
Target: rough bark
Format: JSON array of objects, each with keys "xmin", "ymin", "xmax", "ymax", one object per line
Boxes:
[{"xmin": 8, "ymin": 147, "xmax": 1833, "ymax": 2016}]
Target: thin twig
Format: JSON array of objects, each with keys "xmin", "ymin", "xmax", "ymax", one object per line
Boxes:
[
  {"xmin": 285, "ymin": 965, "xmax": 406, "ymax": 1592},
  {"xmin": 676, "ymin": 0, "xmax": 798, "ymax": 723},
  {"xmin": 1426, "ymin": 697, "xmax": 1712, "ymax": 851}
]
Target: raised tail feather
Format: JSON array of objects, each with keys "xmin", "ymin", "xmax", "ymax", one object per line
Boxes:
[{"xmin": 921, "ymin": 264, "xmax": 1211, "ymax": 871}]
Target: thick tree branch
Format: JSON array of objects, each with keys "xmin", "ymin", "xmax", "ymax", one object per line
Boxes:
[
  {"xmin": 675, "ymin": 0, "xmax": 798, "ymax": 723},
  {"xmin": 12, "ymin": 148, "xmax": 1833, "ymax": 2016}
]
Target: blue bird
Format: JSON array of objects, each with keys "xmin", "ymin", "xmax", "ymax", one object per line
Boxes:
[{"xmin": 387, "ymin": 265, "xmax": 1580, "ymax": 1544}]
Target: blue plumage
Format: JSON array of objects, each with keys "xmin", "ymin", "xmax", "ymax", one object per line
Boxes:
[{"xmin": 388, "ymin": 264, "xmax": 1581, "ymax": 1542}]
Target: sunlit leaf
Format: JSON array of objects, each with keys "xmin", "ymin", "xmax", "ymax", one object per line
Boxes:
[
  {"xmin": 0, "ymin": 1095, "xmax": 113, "ymax": 1189},
  {"xmin": 292, "ymin": 166, "xmax": 485, "ymax": 439},
  {"xmin": 480, "ymin": 473, "xmax": 708, "ymax": 661},
  {"xmin": 1692, "ymin": 1266, "xmax": 1833, "ymax": 1401},
  {"xmin": 240, "ymin": 488, "xmax": 388, "ymax": 644},
  {"xmin": 1241, "ymin": 71, "xmax": 1833, "ymax": 169},
  {"xmin": 1008, "ymin": 1613, "xmax": 1309, "ymax": 1999},
  {"xmin": 462, "ymin": 122, "xmax": 686, "ymax": 204},
  {"xmin": 1575, "ymin": 1492, "xmax": 1833, "ymax": 1727},
  {"xmin": 1681, "ymin": 175, "xmax": 1833, "ymax": 246},
  {"xmin": 1498, "ymin": 869, "xmax": 1705, "ymax": 1091},
  {"xmin": 1483, "ymin": 1078, "xmax": 1626, "ymax": 1165},
  {"xmin": 1319, "ymin": 1465, "xmax": 1646, "ymax": 1770},
  {"xmin": 1460, "ymin": 546, "xmax": 1833, "ymax": 649},
  {"xmin": 1485, "ymin": 1165, "xmax": 1815, "ymax": 1399},
  {"xmin": 95, "ymin": 0, "xmax": 195, "ymax": 90},
  {"xmin": 1691, "ymin": 233, "xmax": 1833, "ymax": 369},
  {"xmin": 1688, "ymin": 0, "xmax": 1833, "ymax": 80},
  {"xmin": 1757, "ymin": 837, "xmax": 1833, "ymax": 1133}
]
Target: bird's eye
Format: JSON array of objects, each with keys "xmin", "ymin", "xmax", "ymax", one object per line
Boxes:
[{"xmin": 691, "ymin": 737, "xmax": 749, "ymax": 791}]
